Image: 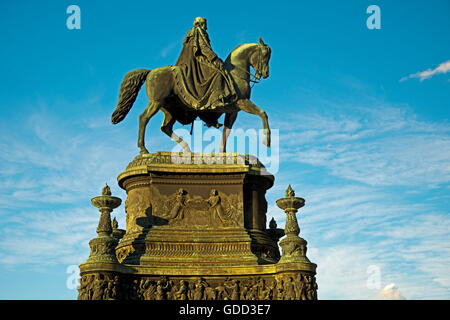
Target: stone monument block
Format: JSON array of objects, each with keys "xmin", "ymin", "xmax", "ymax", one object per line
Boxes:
[
  {"xmin": 78, "ymin": 153, "xmax": 318, "ymax": 300},
  {"xmin": 115, "ymin": 152, "xmax": 279, "ymax": 267}
]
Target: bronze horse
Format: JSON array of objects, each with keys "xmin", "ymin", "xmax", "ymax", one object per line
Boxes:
[{"xmin": 111, "ymin": 38, "xmax": 271, "ymax": 154}]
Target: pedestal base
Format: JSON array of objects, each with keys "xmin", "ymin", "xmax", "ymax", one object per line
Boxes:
[{"xmin": 78, "ymin": 152, "xmax": 318, "ymax": 300}]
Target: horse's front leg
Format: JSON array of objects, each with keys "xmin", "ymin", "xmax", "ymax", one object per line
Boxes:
[
  {"xmin": 220, "ymin": 111, "xmax": 238, "ymax": 152},
  {"xmin": 236, "ymin": 99, "xmax": 271, "ymax": 148}
]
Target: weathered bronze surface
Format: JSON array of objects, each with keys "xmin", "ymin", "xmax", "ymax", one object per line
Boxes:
[
  {"xmin": 111, "ymin": 17, "xmax": 272, "ymax": 154},
  {"xmin": 78, "ymin": 153, "xmax": 318, "ymax": 300}
]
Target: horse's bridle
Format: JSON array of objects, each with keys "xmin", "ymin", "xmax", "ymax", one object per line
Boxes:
[{"xmin": 233, "ymin": 45, "xmax": 265, "ymax": 87}]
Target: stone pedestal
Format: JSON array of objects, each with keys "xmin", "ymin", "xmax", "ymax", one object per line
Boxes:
[
  {"xmin": 115, "ymin": 152, "xmax": 277, "ymax": 266},
  {"xmin": 78, "ymin": 152, "xmax": 318, "ymax": 300}
]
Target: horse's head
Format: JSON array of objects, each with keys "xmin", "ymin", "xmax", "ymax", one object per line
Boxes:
[{"xmin": 251, "ymin": 37, "xmax": 271, "ymax": 79}]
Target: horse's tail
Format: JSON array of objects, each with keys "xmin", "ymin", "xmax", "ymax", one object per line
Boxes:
[{"xmin": 111, "ymin": 69, "xmax": 151, "ymax": 124}]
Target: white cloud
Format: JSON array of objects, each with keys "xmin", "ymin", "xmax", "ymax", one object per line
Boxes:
[
  {"xmin": 400, "ymin": 60, "xmax": 450, "ymax": 82},
  {"xmin": 378, "ymin": 283, "xmax": 405, "ymax": 300}
]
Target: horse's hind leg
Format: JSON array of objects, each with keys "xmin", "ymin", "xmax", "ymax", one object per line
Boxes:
[
  {"xmin": 138, "ymin": 101, "xmax": 161, "ymax": 154},
  {"xmin": 160, "ymin": 107, "xmax": 191, "ymax": 153}
]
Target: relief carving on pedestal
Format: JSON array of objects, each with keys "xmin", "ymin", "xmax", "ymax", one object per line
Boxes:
[
  {"xmin": 78, "ymin": 273, "xmax": 318, "ymax": 300},
  {"xmin": 152, "ymin": 188, "xmax": 243, "ymax": 228},
  {"xmin": 124, "ymin": 189, "xmax": 152, "ymax": 233}
]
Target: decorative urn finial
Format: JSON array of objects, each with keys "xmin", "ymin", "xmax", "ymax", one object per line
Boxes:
[
  {"xmin": 91, "ymin": 184, "xmax": 122, "ymax": 236},
  {"xmin": 276, "ymin": 185, "xmax": 310, "ymax": 264},
  {"xmin": 84, "ymin": 184, "xmax": 122, "ymax": 264}
]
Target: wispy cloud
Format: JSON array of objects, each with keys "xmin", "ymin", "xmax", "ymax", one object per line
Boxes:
[
  {"xmin": 264, "ymin": 100, "xmax": 450, "ymax": 299},
  {"xmin": 400, "ymin": 60, "xmax": 450, "ymax": 82},
  {"xmin": 0, "ymin": 104, "xmax": 134, "ymax": 265},
  {"xmin": 1, "ymin": 93, "xmax": 449, "ymax": 300},
  {"xmin": 275, "ymin": 105, "xmax": 450, "ymax": 187},
  {"xmin": 264, "ymin": 173, "xmax": 450, "ymax": 299},
  {"xmin": 160, "ymin": 41, "xmax": 179, "ymax": 58},
  {"xmin": 311, "ymin": 245, "xmax": 382, "ymax": 299},
  {"xmin": 0, "ymin": 206, "xmax": 98, "ymax": 266}
]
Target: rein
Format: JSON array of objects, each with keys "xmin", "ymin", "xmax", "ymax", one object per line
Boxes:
[
  {"xmin": 232, "ymin": 45, "xmax": 264, "ymax": 88},
  {"xmin": 233, "ymin": 65, "xmax": 261, "ymax": 87}
]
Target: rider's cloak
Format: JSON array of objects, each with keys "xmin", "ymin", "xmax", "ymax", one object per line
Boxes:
[{"xmin": 174, "ymin": 26, "xmax": 237, "ymax": 111}]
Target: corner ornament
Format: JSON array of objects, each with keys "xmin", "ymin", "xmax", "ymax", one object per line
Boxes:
[
  {"xmin": 86, "ymin": 184, "xmax": 122, "ymax": 264},
  {"xmin": 276, "ymin": 185, "xmax": 310, "ymax": 264}
]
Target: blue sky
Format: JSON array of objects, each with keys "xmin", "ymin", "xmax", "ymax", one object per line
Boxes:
[{"xmin": 0, "ymin": 0, "xmax": 449, "ymax": 299}]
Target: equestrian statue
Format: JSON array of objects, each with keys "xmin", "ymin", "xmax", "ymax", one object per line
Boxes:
[{"xmin": 111, "ymin": 17, "xmax": 272, "ymax": 154}]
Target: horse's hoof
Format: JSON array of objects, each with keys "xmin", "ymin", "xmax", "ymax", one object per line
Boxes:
[{"xmin": 139, "ymin": 148, "xmax": 149, "ymax": 155}]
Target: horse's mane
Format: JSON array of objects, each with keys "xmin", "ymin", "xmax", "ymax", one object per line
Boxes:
[{"xmin": 224, "ymin": 43, "xmax": 259, "ymax": 64}]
